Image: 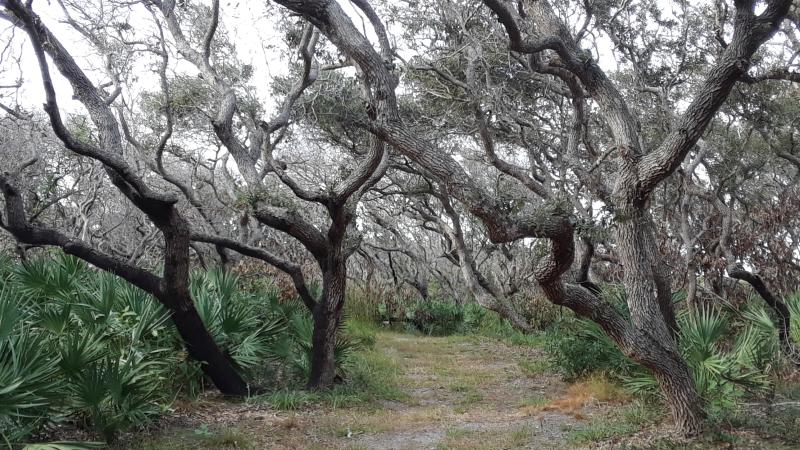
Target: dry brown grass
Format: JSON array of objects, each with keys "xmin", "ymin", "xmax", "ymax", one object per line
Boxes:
[{"xmin": 518, "ymin": 374, "xmax": 629, "ymax": 420}]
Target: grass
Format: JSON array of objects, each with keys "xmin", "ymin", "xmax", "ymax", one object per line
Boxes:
[
  {"xmin": 539, "ymin": 374, "xmax": 630, "ymax": 419},
  {"xmin": 722, "ymin": 402, "xmax": 800, "ymax": 445},
  {"xmin": 476, "ymin": 313, "xmax": 549, "ymax": 348},
  {"xmin": 257, "ymin": 389, "xmax": 317, "ymax": 410},
  {"xmin": 120, "ymin": 426, "xmax": 254, "ymax": 449},
  {"xmin": 109, "ymin": 327, "xmax": 800, "ymax": 450},
  {"xmin": 344, "ymin": 289, "xmax": 382, "ymax": 324},
  {"xmin": 249, "ymin": 343, "xmax": 407, "ymax": 411},
  {"xmin": 565, "ymin": 401, "xmax": 661, "ymax": 444},
  {"xmin": 519, "ymin": 358, "xmax": 551, "ymax": 377},
  {"xmin": 518, "ymin": 393, "xmax": 549, "ymax": 409},
  {"xmin": 435, "ymin": 425, "xmax": 535, "ymax": 449}
]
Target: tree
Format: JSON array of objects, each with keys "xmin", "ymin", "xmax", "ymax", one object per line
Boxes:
[
  {"xmin": 1, "ymin": 0, "xmax": 250, "ymax": 395},
  {"xmin": 271, "ymin": 0, "xmax": 793, "ymax": 434}
]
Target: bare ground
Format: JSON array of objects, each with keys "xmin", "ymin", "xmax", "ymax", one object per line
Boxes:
[{"xmin": 114, "ymin": 331, "xmax": 635, "ymax": 449}]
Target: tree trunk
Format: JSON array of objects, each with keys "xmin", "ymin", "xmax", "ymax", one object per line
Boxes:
[
  {"xmin": 161, "ymin": 214, "xmax": 250, "ymax": 395},
  {"xmin": 166, "ymin": 297, "xmax": 250, "ymax": 395},
  {"xmin": 307, "ymin": 259, "xmax": 347, "ymax": 389},
  {"xmin": 729, "ymin": 267, "xmax": 800, "ymax": 364},
  {"xmin": 650, "ymin": 357, "xmax": 704, "ymax": 435},
  {"xmin": 615, "ymin": 206, "xmax": 704, "ymax": 434}
]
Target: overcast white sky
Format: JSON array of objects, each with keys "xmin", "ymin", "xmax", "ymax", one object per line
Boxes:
[{"xmin": 0, "ymin": 0, "xmax": 392, "ymax": 119}]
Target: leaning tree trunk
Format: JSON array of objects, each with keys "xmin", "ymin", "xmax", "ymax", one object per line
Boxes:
[
  {"xmin": 728, "ymin": 267, "xmax": 799, "ymax": 364},
  {"xmin": 165, "ymin": 296, "xmax": 250, "ymax": 395},
  {"xmin": 161, "ymin": 215, "xmax": 250, "ymax": 395},
  {"xmin": 616, "ymin": 207, "xmax": 704, "ymax": 434},
  {"xmin": 646, "ymin": 349, "xmax": 704, "ymax": 435},
  {"xmin": 307, "ymin": 256, "xmax": 347, "ymax": 389}
]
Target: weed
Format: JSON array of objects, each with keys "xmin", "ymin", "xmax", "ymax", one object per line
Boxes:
[
  {"xmin": 254, "ymin": 389, "xmax": 317, "ymax": 410},
  {"xmin": 566, "ymin": 401, "xmax": 661, "ymax": 444},
  {"xmin": 518, "ymin": 359, "xmax": 551, "ymax": 377}
]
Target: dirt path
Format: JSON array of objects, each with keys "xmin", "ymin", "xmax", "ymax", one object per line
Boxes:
[
  {"xmin": 122, "ymin": 332, "xmax": 624, "ymax": 449},
  {"xmin": 343, "ymin": 333, "xmax": 587, "ymax": 450}
]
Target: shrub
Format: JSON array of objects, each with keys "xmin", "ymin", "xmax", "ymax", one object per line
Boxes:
[
  {"xmin": 545, "ymin": 318, "xmax": 638, "ymax": 381},
  {"xmin": 408, "ymin": 299, "xmax": 464, "ymax": 336},
  {"xmin": 463, "ymin": 303, "xmax": 487, "ymax": 331},
  {"xmin": 263, "ymin": 298, "xmax": 368, "ymax": 383},
  {"xmin": 0, "ymin": 254, "xmax": 174, "ymax": 443},
  {"xmin": 190, "ymin": 269, "xmax": 285, "ymax": 378},
  {"xmin": 0, "ymin": 252, "xmax": 340, "ymax": 444},
  {"xmin": 623, "ymin": 304, "xmax": 774, "ymax": 412},
  {"xmin": 508, "ymin": 289, "xmax": 562, "ymax": 330}
]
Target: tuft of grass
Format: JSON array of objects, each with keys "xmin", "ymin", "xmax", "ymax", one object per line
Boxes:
[
  {"xmin": 344, "ymin": 320, "xmax": 378, "ymax": 349},
  {"xmin": 568, "ymin": 419, "xmax": 639, "ymax": 444},
  {"xmin": 518, "ymin": 359, "xmax": 551, "ymax": 377},
  {"xmin": 541, "ymin": 374, "xmax": 629, "ymax": 418},
  {"xmin": 518, "ymin": 393, "xmax": 548, "ymax": 409},
  {"xmin": 256, "ymin": 389, "xmax": 318, "ymax": 410},
  {"xmin": 566, "ymin": 401, "xmax": 661, "ymax": 445},
  {"xmin": 199, "ymin": 428, "xmax": 254, "ymax": 449},
  {"xmin": 344, "ymin": 288, "xmax": 382, "ymax": 324}
]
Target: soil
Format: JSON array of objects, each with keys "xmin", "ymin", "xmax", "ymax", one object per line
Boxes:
[{"xmin": 111, "ymin": 332, "xmax": 625, "ymax": 449}]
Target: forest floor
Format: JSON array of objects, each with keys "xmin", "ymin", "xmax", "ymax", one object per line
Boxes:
[{"xmin": 113, "ymin": 331, "xmax": 799, "ymax": 449}]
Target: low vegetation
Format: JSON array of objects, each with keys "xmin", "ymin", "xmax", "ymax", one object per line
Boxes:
[
  {"xmin": 0, "ymin": 253, "xmax": 374, "ymax": 445},
  {"xmin": 4, "ymin": 251, "xmax": 800, "ymax": 448}
]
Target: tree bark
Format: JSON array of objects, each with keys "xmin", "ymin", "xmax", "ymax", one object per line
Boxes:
[
  {"xmin": 160, "ymin": 214, "xmax": 250, "ymax": 395},
  {"xmin": 614, "ymin": 206, "xmax": 701, "ymax": 431},
  {"xmin": 167, "ymin": 297, "xmax": 250, "ymax": 395},
  {"xmin": 307, "ymin": 259, "xmax": 347, "ymax": 389},
  {"xmin": 2, "ymin": 0, "xmax": 250, "ymax": 395}
]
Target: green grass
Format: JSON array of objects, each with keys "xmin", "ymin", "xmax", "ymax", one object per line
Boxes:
[
  {"xmin": 257, "ymin": 389, "xmax": 318, "ymax": 410},
  {"xmin": 119, "ymin": 426, "xmax": 254, "ymax": 449},
  {"xmin": 518, "ymin": 359, "xmax": 551, "ymax": 377},
  {"xmin": 566, "ymin": 401, "xmax": 661, "ymax": 444},
  {"xmin": 476, "ymin": 312, "xmax": 548, "ymax": 348},
  {"xmin": 518, "ymin": 393, "xmax": 548, "ymax": 408},
  {"xmin": 345, "ymin": 319, "xmax": 379, "ymax": 348},
  {"xmin": 249, "ymin": 334, "xmax": 406, "ymax": 411},
  {"xmin": 344, "ymin": 289, "xmax": 382, "ymax": 324},
  {"xmin": 344, "ymin": 347, "xmax": 407, "ymax": 402}
]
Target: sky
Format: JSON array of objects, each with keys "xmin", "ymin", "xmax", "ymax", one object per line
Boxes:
[{"xmin": 0, "ymin": 0, "xmax": 384, "ymax": 119}]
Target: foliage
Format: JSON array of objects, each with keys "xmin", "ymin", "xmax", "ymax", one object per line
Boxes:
[
  {"xmin": 0, "ymin": 252, "xmax": 366, "ymax": 444},
  {"xmin": 407, "ymin": 298, "xmax": 465, "ymax": 336},
  {"xmin": 0, "ymin": 253, "xmax": 175, "ymax": 443},
  {"xmin": 477, "ymin": 311, "xmax": 548, "ymax": 348},
  {"xmin": 190, "ymin": 268, "xmax": 285, "ymax": 378},
  {"xmin": 262, "ymin": 297, "xmax": 365, "ymax": 383},
  {"xmin": 542, "ymin": 285, "xmax": 782, "ymax": 419},
  {"xmin": 544, "ymin": 287, "xmax": 639, "ymax": 381},
  {"xmin": 623, "ymin": 304, "xmax": 774, "ymax": 413},
  {"xmin": 545, "ymin": 317, "xmax": 639, "ymax": 381},
  {"xmin": 344, "ymin": 287, "xmax": 382, "ymax": 324},
  {"xmin": 370, "ymin": 295, "xmax": 490, "ymax": 336}
]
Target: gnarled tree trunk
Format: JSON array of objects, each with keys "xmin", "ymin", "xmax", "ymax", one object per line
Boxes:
[{"xmin": 308, "ymin": 256, "xmax": 347, "ymax": 389}]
